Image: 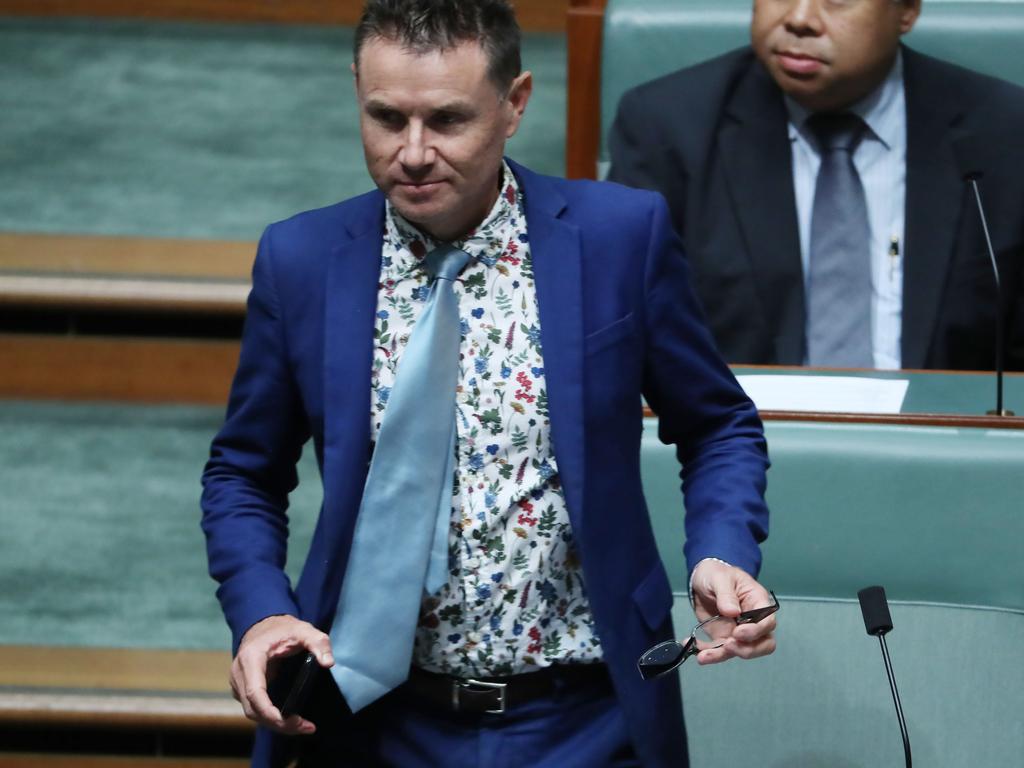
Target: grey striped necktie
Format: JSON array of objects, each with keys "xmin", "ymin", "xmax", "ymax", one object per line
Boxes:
[{"xmin": 806, "ymin": 112, "xmax": 873, "ymax": 368}]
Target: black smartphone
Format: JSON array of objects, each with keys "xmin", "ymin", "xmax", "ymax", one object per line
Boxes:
[{"xmin": 268, "ymin": 652, "xmax": 319, "ymax": 718}]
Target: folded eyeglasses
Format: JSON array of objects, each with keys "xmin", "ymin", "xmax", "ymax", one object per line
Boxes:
[{"xmin": 638, "ymin": 591, "xmax": 780, "ymax": 680}]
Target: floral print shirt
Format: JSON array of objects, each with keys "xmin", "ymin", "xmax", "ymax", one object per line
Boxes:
[{"xmin": 371, "ymin": 163, "xmax": 603, "ymax": 676}]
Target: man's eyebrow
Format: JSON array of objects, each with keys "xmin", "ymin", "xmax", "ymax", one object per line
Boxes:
[
  {"xmin": 363, "ymin": 98, "xmax": 398, "ymax": 112},
  {"xmin": 362, "ymin": 98, "xmax": 478, "ymax": 115},
  {"xmin": 431, "ymin": 100, "xmax": 477, "ymax": 114}
]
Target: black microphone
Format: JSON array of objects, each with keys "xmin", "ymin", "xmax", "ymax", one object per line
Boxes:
[
  {"xmin": 858, "ymin": 586, "xmax": 911, "ymax": 768},
  {"xmin": 951, "ymin": 135, "xmax": 1015, "ymax": 416}
]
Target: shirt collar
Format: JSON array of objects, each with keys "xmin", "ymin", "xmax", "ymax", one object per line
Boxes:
[
  {"xmin": 385, "ymin": 160, "xmax": 521, "ymax": 272},
  {"xmin": 786, "ymin": 48, "xmax": 904, "ymax": 151}
]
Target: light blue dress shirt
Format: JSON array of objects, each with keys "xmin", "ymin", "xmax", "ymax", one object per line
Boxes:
[{"xmin": 786, "ymin": 52, "xmax": 906, "ymax": 370}]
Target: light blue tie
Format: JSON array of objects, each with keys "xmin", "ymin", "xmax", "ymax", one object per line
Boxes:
[{"xmin": 329, "ymin": 244, "xmax": 470, "ymax": 713}]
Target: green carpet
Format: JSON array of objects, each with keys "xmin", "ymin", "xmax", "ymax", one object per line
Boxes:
[
  {"xmin": 0, "ymin": 18, "xmax": 566, "ymax": 240},
  {"xmin": 0, "ymin": 401, "xmax": 320, "ymax": 649}
]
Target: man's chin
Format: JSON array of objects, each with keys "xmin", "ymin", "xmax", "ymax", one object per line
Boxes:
[
  {"xmin": 776, "ymin": 77, "xmax": 836, "ymax": 112},
  {"xmin": 388, "ymin": 198, "xmax": 447, "ymax": 237}
]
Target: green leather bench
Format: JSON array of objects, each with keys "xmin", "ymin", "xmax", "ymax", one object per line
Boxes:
[
  {"xmin": 642, "ymin": 416, "xmax": 1024, "ymax": 766},
  {"xmin": 599, "ymin": 0, "xmax": 1024, "ymax": 175}
]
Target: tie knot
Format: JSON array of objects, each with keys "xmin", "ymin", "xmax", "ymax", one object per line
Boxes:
[
  {"xmin": 807, "ymin": 112, "xmax": 867, "ymax": 152},
  {"xmin": 425, "ymin": 245, "xmax": 471, "ymax": 283}
]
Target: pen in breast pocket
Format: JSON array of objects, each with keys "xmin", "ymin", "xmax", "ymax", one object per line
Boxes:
[{"xmin": 888, "ymin": 235, "xmax": 900, "ymax": 282}]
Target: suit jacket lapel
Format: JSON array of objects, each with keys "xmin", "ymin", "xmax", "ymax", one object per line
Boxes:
[
  {"xmin": 719, "ymin": 62, "xmax": 806, "ymax": 364},
  {"xmin": 901, "ymin": 48, "xmax": 966, "ymax": 369},
  {"xmin": 322, "ymin": 194, "xmax": 385, "ymax": 571},
  {"xmin": 510, "ymin": 161, "xmax": 587, "ymax": 538}
]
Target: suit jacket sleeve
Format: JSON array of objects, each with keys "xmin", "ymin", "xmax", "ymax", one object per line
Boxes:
[
  {"xmin": 201, "ymin": 225, "xmax": 310, "ymax": 653},
  {"xmin": 638, "ymin": 193, "xmax": 769, "ymax": 577}
]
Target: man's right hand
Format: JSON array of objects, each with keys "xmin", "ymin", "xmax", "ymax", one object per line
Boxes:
[{"xmin": 230, "ymin": 614, "xmax": 334, "ymax": 735}]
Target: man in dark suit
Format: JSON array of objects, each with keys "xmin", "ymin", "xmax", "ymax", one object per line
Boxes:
[
  {"xmin": 609, "ymin": 0, "xmax": 1024, "ymax": 370},
  {"xmin": 202, "ymin": 2, "xmax": 776, "ymax": 766}
]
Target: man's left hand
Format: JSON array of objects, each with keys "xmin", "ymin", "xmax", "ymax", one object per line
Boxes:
[{"xmin": 690, "ymin": 559, "xmax": 777, "ymax": 665}]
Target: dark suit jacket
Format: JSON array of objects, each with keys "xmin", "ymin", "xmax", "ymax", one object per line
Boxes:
[
  {"xmin": 201, "ymin": 160, "xmax": 770, "ymax": 768},
  {"xmin": 609, "ymin": 46, "xmax": 1024, "ymax": 370}
]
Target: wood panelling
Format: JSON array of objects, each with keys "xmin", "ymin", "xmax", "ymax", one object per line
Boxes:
[
  {"xmin": 0, "ymin": 233, "xmax": 254, "ymax": 279},
  {"xmin": 0, "ymin": 275, "xmax": 248, "ymax": 314},
  {"xmin": 0, "ymin": 645, "xmax": 249, "ymax": 733},
  {"xmin": 0, "ymin": 334, "xmax": 240, "ymax": 404},
  {"xmin": 0, "ymin": 233, "xmax": 252, "ymax": 315},
  {"xmin": 0, "ymin": 691, "xmax": 248, "ymax": 730},
  {"xmin": 566, "ymin": 0, "xmax": 606, "ymax": 179},
  {"xmin": 0, "ymin": 0, "xmax": 570, "ymax": 31},
  {"xmin": 0, "ymin": 646, "xmax": 231, "ymax": 692}
]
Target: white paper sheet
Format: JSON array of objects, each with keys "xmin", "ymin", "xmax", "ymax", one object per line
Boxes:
[{"xmin": 735, "ymin": 375, "xmax": 910, "ymax": 414}]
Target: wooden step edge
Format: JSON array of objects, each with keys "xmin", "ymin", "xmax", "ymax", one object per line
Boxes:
[{"xmin": 0, "ymin": 689, "xmax": 252, "ymax": 732}]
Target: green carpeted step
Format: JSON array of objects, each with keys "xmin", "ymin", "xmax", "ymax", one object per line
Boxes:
[
  {"xmin": 0, "ymin": 400, "xmax": 320, "ymax": 649},
  {"xmin": 0, "ymin": 18, "xmax": 566, "ymax": 240}
]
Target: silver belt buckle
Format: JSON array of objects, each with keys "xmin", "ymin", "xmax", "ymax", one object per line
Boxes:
[{"xmin": 453, "ymin": 678, "xmax": 508, "ymax": 714}]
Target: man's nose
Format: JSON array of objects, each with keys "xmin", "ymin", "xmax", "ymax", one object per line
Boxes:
[
  {"xmin": 783, "ymin": 0, "xmax": 825, "ymax": 36},
  {"xmin": 398, "ymin": 122, "xmax": 435, "ymax": 170}
]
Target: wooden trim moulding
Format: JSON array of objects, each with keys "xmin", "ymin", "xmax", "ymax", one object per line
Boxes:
[
  {"xmin": 0, "ymin": 334, "xmax": 240, "ymax": 404},
  {"xmin": 0, "ymin": 232, "xmax": 253, "ymax": 314},
  {"xmin": 0, "ymin": 0, "xmax": 570, "ymax": 31},
  {"xmin": 0, "ymin": 691, "xmax": 249, "ymax": 731},
  {"xmin": 0, "ymin": 275, "xmax": 248, "ymax": 314},
  {"xmin": 756, "ymin": 409, "xmax": 1024, "ymax": 430},
  {"xmin": 0, "ymin": 645, "xmax": 249, "ymax": 733},
  {"xmin": 566, "ymin": 0, "xmax": 606, "ymax": 179},
  {"xmin": 0, "ymin": 232, "xmax": 255, "ymax": 279},
  {"xmin": 639, "ymin": 405, "xmax": 1024, "ymax": 430}
]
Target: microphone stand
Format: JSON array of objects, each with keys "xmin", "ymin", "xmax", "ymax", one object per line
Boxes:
[
  {"xmin": 967, "ymin": 177, "xmax": 1015, "ymax": 416},
  {"xmin": 878, "ymin": 633, "xmax": 912, "ymax": 768},
  {"xmin": 859, "ymin": 585, "xmax": 912, "ymax": 768}
]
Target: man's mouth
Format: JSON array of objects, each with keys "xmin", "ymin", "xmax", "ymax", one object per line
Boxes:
[
  {"xmin": 398, "ymin": 180, "xmax": 443, "ymax": 190},
  {"xmin": 775, "ymin": 50, "xmax": 826, "ymax": 76}
]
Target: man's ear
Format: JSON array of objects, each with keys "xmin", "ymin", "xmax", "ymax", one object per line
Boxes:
[
  {"xmin": 898, "ymin": 0, "xmax": 922, "ymax": 35},
  {"xmin": 504, "ymin": 71, "xmax": 533, "ymax": 139}
]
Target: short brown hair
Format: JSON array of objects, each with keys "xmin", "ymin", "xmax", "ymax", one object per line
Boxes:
[{"xmin": 354, "ymin": 0, "xmax": 522, "ymax": 91}]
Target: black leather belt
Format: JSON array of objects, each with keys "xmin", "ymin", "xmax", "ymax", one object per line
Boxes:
[{"xmin": 405, "ymin": 664, "xmax": 612, "ymax": 715}]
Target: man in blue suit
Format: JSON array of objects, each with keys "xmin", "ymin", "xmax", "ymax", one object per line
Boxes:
[{"xmin": 202, "ymin": 2, "xmax": 776, "ymax": 766}]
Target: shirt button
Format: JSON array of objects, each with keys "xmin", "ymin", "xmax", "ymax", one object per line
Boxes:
[{"xmin": 468, "ymin": 631, "xmax": 482, "ymax": 643}]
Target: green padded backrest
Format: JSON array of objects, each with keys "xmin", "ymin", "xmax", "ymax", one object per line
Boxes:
[
  {"xmin": 600, "ymin": 0, "xmax": 1024, "ymax": 165},
  {"xmin": 642, "ymin": 418, "xmax": 1024, "ymax": 609},
  {"xmin": 678, "ymin": 599, "xmax": 1024, "ymax": 766},
  {"xmin": 641, "ymin": 417, "xmax": 1024, "ymax": 765}
]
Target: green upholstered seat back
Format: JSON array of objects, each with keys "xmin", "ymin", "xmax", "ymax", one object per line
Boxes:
[
  {"xmin": 640, "ymin": 418, "xmax": 1024, "ymax": 765},
  {"xmin": 600, "ymin": 0, "xmax": 1024, "ymax": 167}
]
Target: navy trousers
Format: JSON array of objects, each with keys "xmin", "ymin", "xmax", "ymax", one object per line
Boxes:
[{"xmin": 290, "ymin": 668, "xmax": 639, "ymax": 768}]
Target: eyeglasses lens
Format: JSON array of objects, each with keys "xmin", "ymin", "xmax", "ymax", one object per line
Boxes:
[
  {"xmin": 638, "ymin": 592, "xmax": 779, "ymax": 681},
  {"xmin": 637, "ymin": 640, "xmax": 687, "ymax": 680}
]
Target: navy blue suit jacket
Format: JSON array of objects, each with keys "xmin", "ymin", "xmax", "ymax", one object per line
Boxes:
[{"xmin": 201, "ymin": 160, "xmax": 769, "ymax": 767}]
